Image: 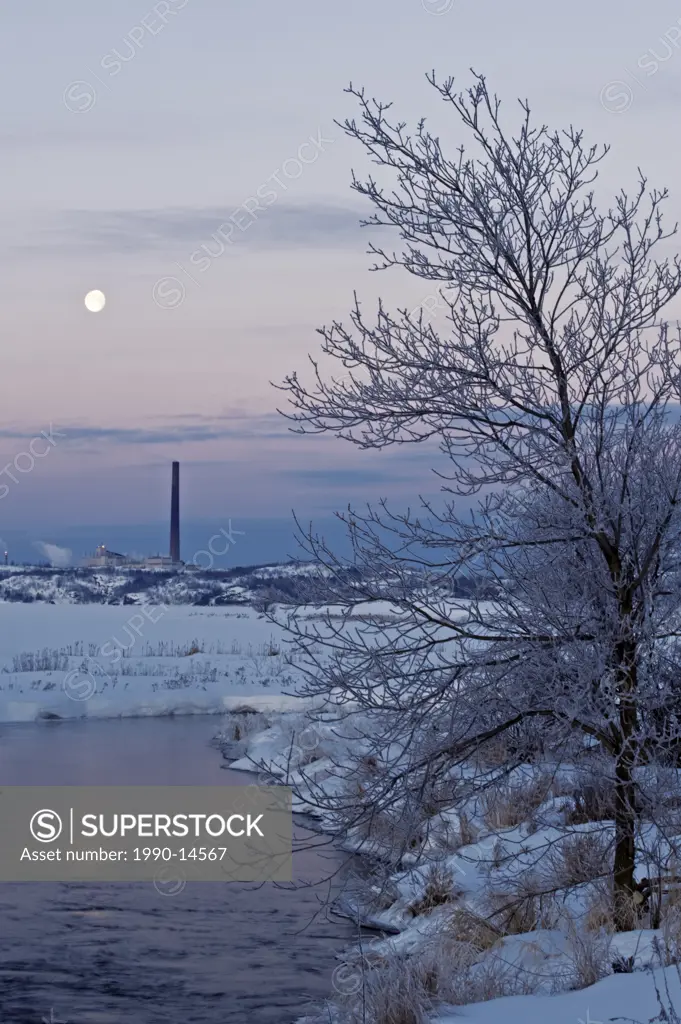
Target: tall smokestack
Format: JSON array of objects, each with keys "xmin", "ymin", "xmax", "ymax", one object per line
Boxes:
[{"xmin": 170, "ymin": 461, "xmax": 180, "ymax": 563}]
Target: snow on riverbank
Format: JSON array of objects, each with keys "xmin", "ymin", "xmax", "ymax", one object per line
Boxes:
[
  {"xmin": 0, "ymin": 603, "xmax": 305, "ymax": 722},
  {"xmin": 224, "ymin": 707, "xmax": 681, "ymax": 1023},
  {"xmin": 442, "ymin": 964, "xmax": 681, "ymax": 1023}
]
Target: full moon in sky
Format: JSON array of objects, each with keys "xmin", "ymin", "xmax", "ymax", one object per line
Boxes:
[{"xmin": 84, "ymin": 289, "xmax": 106, "ymax": 313}]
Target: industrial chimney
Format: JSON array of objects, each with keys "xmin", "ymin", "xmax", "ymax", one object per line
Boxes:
[{"xmin": 170, "ymin": 461, "xmax": 180, "ymax": 563}]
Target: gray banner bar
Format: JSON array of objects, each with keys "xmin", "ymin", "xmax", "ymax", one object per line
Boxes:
[{"xmin": 0, "ymin": 786, "xmax": 292, "ymax": 882}]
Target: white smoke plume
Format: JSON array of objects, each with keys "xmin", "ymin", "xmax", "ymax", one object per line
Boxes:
[{"xmin": 34, "ymin": 542, "xmax": 72, "ymax": 567}]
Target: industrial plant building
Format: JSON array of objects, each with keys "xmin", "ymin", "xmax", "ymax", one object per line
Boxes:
[{"xmin": 83, "ymin": 461, "xmax": 184, "ymax": 570}]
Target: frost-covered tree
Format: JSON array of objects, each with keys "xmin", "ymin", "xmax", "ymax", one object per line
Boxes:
[{"xmin": 278, "ymin": 73, "xmax": 681, "ymax": 930}]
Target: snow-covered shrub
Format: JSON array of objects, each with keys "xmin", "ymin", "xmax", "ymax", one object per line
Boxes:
[
  {"xmin": 659, "ymin": 904, "xmax": 681, "ymax": 966},
  {"xmin": 336, "ymin": 938, "xmax": 539, "ymax": 1022},
  {"xmin": 481, "ymin": 772, "xmax": 551, "ymax": 830},
  {"xmin": 419, "ymin": 777, "xmax": 461, "ymax": 819},
  {"xmin": 469, "ymin": 734, "xmax": 512, "ymax": 771},
  {"xmin": 6, "ymin": 648, "xmax": 70, "ymax": 672},
  {"xmin": 340, "ymin": 862, "xmax": 402, "ymax": 920},
  {"xmin": 226, "ymin": 711, "xmax": 270, "ymax": 743},
  {"xmin": 457, "ymin": 811, "xmax": 479, "ymax": 849},
  {"xmin": 336, "ymin": 953, "xmax": 432, "ymax": 1024},
  {"xmin": 417, "ymin": 937, "xmax": 539, "ymax": 1006},
  {"xmin": 408, "ymin": 862, "xmax": 463, "ymax": 917},
  {"xmin": 565, "ymin": 772, "xmax": 617, "ymax": 825},
  {"xmin": 444, "ymin": 907, "xmax": 500, "ymax": 952},
  {"xmin": 342, "ymin": 784, "xmax": 426, "ymax": 865},
  {"xmin": 415, "ymin": 938, "xmax": 480, "ymax": 1001},
  {"xmin": 549, "ymin": 830, "xmax": 612, "ymax": 887},
  {"xmin": 563, "ymin": 924, "xmax": 613, "ymax": 990},
  {"xmin": 484, "ymin": 869, "xmax": 561, "ymax": 935}
]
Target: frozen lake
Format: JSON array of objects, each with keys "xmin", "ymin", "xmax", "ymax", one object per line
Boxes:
[{"xmin": 0, "ymin": 714, "xmax": 353, "ymax": 1024}]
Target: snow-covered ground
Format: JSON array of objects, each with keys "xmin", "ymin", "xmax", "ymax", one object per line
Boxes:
[
  {"xmin": 447, "ymin": 965, "xmax": 681, "ymax": 1023},
  {"xmin": 221, "ymin": 706, "xmax": 681, "ymax": 1024},
  {"xmin": 0, "ymin": 603, "xmax": 305, "ymax": 722},
  {"xmin": 0, "ymin": 596, "xmax": 474, "ymax": 724}
]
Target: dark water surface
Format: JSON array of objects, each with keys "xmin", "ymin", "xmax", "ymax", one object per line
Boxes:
[{"xmin": 0, "ymin": 715, "xmax": 352, "ymax": 1024}]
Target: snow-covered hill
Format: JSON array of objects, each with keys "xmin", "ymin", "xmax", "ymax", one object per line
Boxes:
[{"xmin": 0, "ymin": 561, "xmax": 326, "ymax": 607}]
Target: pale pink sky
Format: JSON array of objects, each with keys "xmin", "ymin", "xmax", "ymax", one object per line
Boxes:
[{"xmin": 3, "ymin": 0, "xmax": 681, "ymax": 529}]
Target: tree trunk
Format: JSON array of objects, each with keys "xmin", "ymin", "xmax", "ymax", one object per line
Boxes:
[
  {"xmin": 613, "ymin": 637, "xmax": 639, "ymax": 932},
  {"xmin": 613, "ymin": 752, "xmax": 637, "ymax": 930}
]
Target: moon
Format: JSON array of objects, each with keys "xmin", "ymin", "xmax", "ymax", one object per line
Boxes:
[{"xmin": 84, "ymin": 289, "xmax": 106, "ymax": 313}]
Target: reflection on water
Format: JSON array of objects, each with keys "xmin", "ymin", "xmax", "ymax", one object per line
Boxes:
[{"xmin": 0, "ymin": 715, "xmax": 352, "ymax": 1024}]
